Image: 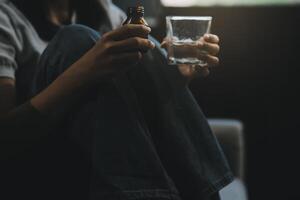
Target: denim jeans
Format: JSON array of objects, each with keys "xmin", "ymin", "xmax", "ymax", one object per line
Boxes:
[{"xmin": 32, "ymin": 24, "xmax": 233, "ymax": 200}]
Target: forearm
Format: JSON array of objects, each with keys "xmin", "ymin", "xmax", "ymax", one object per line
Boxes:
[
  {"xmin": 0, "ymin": 24, "xmax": 153, "ymax": 157},
  {"xmin": 0, "ymin": 102, "xmax": 53, "ymax": 158},
  {"xmin": 31, "ymin": 24, "xmax": 154, "ymax": 115},
  {"xmin": 31, "ymin": 49, "xmax": 95, "ymax": 117},
  {"xmin": 0, "ymin": 53, "xmax": 95, "ymax": 158}
]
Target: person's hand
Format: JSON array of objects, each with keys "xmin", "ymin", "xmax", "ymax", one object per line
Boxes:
[
  {"xmin": 30, "ymin": 25, "xmax": 155, "ymax": 116},
  {"xmin": 83, "ymin": 24, "xmax": 155, "ymax": 80},
  {"xmin": 161, "ymin": 34, "xmax": 220, "ymax": 80}
]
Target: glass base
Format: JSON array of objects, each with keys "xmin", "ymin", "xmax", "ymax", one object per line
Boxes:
[{"xmin": 168, "ymin": 57, "xmax": 207, "ymax": 66}]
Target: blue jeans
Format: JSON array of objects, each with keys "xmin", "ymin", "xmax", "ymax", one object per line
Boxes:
[{"xmin": 33, "ymin": 24, "xmax": 232, "ymax": 200}]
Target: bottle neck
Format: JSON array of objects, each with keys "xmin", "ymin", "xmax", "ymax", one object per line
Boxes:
[
  {"xmin": 127, "ymin": 7, "xmax": 134, "ymax": 17},
  {"xmin": 134, "ymin": 6, "xmax": 145, "ymax": 18},
  {"xmin": 123, "ymin": 5, "xmax": 148, "ymax": 26}
]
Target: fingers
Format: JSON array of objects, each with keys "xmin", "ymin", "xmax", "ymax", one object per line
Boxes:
[
  {"xmin": 195, "ymin": 66, "xmax": 210, "ymax": 77},
  {"xmin": 198, "ymin": 34, "xmax": 220, "ymax": 55},
  {"xmin": 161, "ymin": 36, "xmax": 220, "ymax": 57},
  {"xmin": 112, "ymin": 51, "xmax": 143, "ymax": 66},
  {"xmin": 204, "ymin": 34, "xmax": 219, "ymax": 43},
  {"xmin": 178, "ymin": 64, "xmax": 195, "ymax": 78},
  {"xmin": 160, "ymin": 37, "xmax": 172, "ymax": 49},
  {"xmin": 160, "ymin": 40, "xmax": 167, "ymax": 49},
  {"xmin": 103, "ymin": 24, "xmax": 151, "ymax": 41},
  {"xmin": 198, "ymin": 41, "xmax": 220, "ymax": 56},
  {"xmin": 178, "ymin": 64, "xmax": 211, "ymax": 80},
  {"xmin": 96, "ymin": 51, "xmax": 144, "ymax": 76},
  {"xmin": 200, "ymin": 55, "xmax": 219, "ymax": 67},
  {"xmin": 107, "ymin": 37, "xmax": 155, "ymax": 53}
]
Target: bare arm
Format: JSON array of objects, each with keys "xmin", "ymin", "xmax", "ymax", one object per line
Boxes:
[
  {"xmin": 31, "ymin": 25, "xmax": 154, "ymax": 115},
  {"xmin": 0, "ymin": 78, "xmax": 16, "ymax": 115},
  {"xmin": 0, "ymin": 78, "xmax": 52, "ymax": 158},
  {"xmin": 0, "ymin": 56, "xmax": 95, "ymax": 158}
]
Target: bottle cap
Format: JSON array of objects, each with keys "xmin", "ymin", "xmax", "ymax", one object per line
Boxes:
[{"xmin": 134, "ymin": 6, "xmax": 144, "ymax": 17}]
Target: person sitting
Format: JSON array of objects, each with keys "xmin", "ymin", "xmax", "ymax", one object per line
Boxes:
[{"xmin": 0, "ymin": 0, "xmax": 232, "ymax": 199}]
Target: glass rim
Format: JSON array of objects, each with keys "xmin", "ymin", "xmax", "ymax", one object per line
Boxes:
[{"xmin": 166, "ymin": 16, "xmax": 212, "ymax": 21}]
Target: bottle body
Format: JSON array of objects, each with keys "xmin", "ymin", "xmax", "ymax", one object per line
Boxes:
[
  {"xmin": 130, "ymin": 16, "xmax": 149, "ymax": 27},
  {"xmin": 122, "ymin": 7, "xmax": 134, "ymax": 25},
  {"xmin": 123, "ymin": 5, "xmax": 150, "ymax": 47},
  {"xmin": 123, "ymin": 6, "xmax": 149, "ymax": 27}
]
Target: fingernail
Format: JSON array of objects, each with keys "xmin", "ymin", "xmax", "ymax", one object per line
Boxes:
[
  {"xmin": 150, "ymin": 41, "xmax": 156, "ymax": 48},
  {"xmin": 198, "ymin": 41, "xmax": 204, "ymax": 46},
  {"xmin": 204, "ymin": 34, "xmax": 210, "ymax": 39},
  {"xmin": 145, "ymin": 26, "xmax": 151, "ymax": 32}
]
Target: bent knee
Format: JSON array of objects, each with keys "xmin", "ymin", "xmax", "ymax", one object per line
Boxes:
[
  {"xmin": 52, "ymin": 24, "xmax": 100, "ymax": 50},
  {"xmin": 59, "ymin": 25, "xmax": 99, "ymax": 39},
  {"xmin": 34, "ymin": 25, "xmax": 100, "ymax": 90}
]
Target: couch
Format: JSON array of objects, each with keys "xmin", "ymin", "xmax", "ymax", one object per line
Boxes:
[{"xmin": 208, "ymin": 119, "xmax": 248, "ymax": 200}]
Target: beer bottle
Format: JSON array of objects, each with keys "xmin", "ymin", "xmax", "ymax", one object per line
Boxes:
[
  {"xmin": 122, "ymin": 7, "xmax": 134, "ymax": 25},
  {"xmin": 123, "ymin": 6, "xmax": 149, "ymax": 27}
]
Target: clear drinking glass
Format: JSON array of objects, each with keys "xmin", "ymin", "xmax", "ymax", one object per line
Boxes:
[{"xmin": 166, "ymin": 16, "xmax": 212, "ymax": 65}]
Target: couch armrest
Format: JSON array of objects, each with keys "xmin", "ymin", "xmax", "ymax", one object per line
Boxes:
[
  {"xmin": 219, "ymin": 178, "xmax": 248, "ymax": 200},
  {"xmin": 208, "ymin": 119, "xmax": 245, "ymax": 180}
]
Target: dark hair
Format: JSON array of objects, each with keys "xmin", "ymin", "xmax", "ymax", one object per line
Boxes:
[
  {"xmin": 11, "ymin": 0, "xmax": 109, "ymax": 40},
  {"xmin": 74, "ymin": 0, "xmax": 109, "ymax": 29}
]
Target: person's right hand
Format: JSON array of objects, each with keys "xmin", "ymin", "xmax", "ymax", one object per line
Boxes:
[{"xmin": 83, "ymin": 24, "xmax": 155, "ymax": 80}]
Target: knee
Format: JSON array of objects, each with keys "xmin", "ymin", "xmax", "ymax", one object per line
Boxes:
[
  {"xmin": 52, "ymin": 24, "xmax": 100, "ymax": 52},
  {"xmin": 44, "ymin": 24, "xmax": 101, "ymax": 71},
  {"xmin": 41, "ymin": 24, "xmax": 101, "ymax": 67},
  {"xmin": 44, "ymin": 24, "xmax": 101, "ymax": 67},
  {"xmin": 57, "ymin": 24, "xmax": 100, "ymax": 42},
  {"xmin": 33, "ymin": 25, "xmax": 100, "ymax": 94}
]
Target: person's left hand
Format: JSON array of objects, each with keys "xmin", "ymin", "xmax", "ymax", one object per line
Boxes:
[{"xmin": 161, "ymin": 34, "xmax": 220, "ymax": 81}]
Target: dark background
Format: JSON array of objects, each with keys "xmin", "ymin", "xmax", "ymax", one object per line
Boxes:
[
  {"xmin": 161, "ymin": 6, "xmax": 300, "ymax": 200},
  {"xmin": 113, "ymin": 1, "xmax": 300, "ymax": 199}
]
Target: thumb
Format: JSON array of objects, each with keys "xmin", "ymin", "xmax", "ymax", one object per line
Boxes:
[
  {"xmin": 160, "ymin": 37, "xmax": 172, "ymax": 49},
  {"xmin": 160, "ymin": 40, "xmax": 167, "ymax": 49}
]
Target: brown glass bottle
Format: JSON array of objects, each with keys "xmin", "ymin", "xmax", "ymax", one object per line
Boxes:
[
  {"xmin": 122, "ymin": 7, "xmax": 134, "ymax": 25},
  {"xmin": 123, "ymin": 6, "xmax": 149, "ymax": 27}
]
